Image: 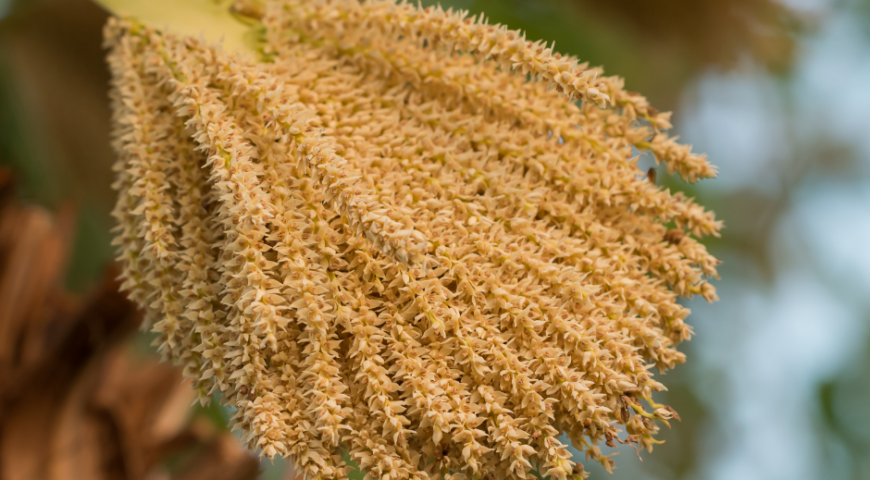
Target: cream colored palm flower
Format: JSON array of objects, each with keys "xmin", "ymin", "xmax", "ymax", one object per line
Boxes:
[{"xmin": 105, "ymin": 1, "xmax": 721, "ymax": 480}]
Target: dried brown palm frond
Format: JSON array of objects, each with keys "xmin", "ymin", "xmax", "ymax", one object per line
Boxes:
[
  {"xmin": 0, "ymin": 169, "xmax": 259, "ymax": 480},
  {"xmin": 569, "ymin": 0, "xmax": 806, "ymax": 71},
  {"xmin": 105, "ymin": 1, "xmax": 722, "ymax": 479}
]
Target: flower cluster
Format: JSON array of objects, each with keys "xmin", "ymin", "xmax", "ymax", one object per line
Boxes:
[{"xmin": 105, "ymin": 1, "xmax": 721, "ymax": 480}]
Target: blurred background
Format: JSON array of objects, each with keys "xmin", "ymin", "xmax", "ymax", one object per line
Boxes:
[{"xmin": 0, "ymin": 0, "xmax": 868, "ymax": 479}]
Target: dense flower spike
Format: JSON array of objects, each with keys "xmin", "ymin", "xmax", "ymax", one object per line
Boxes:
[{"xmin": 105, "ymin": 1, "xmax": 721, "ymax": 479}]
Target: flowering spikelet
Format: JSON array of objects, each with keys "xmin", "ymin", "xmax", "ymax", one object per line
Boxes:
[{"xmin": 105, "ymin": 1, "xmax": 722, "ymax": 479}]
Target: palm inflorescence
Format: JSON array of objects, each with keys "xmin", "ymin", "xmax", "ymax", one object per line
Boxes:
[{"xmin": 106, "ymin": 1, "xmax": 721, "ymax": 479}]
